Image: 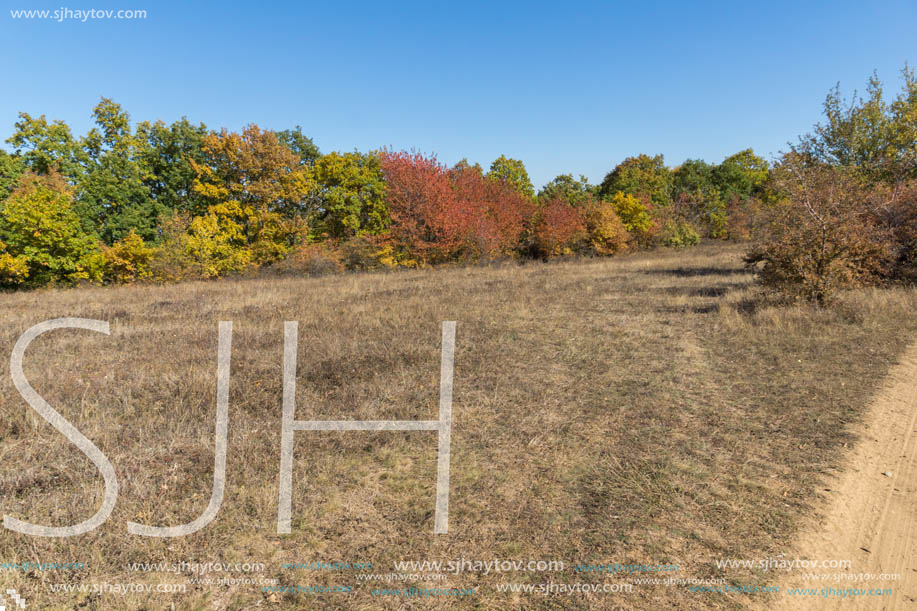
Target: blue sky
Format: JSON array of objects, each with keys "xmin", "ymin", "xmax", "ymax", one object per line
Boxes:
[{"xmin": 1, "ymin": 0, "xmax": 915, "ymax": 187}]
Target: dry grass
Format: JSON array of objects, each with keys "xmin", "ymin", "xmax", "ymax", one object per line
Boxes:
[{"xmin": 0, "ymin": 242, "xmax": 915, "ymax": 610}]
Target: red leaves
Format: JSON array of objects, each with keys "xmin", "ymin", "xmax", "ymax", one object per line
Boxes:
[
  {"xmin": 379, "ymin": 150, "xmax": 536, "ymax": 263},
  {"xmin": 450, "ymin": 164, "xmax": 534, "ymax": 258},
  {"xmin": 532, "ymin": 197, "xmax": 585, "ymax": 257},
  {"xmin": 379, "ymin": 150, "xmax": 459, "ymax": 264}
]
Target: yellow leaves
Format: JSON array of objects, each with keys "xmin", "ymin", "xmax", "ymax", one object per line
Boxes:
[
  {"xmin": 0, "ymin": 246, "xmax": 29, "ymax": 284},
  {"xmin": 582, "ymin": 198, "xmax": 628, "ymax": 256},
  {"xmin": 101, "ymin": 230, "xmax": 156, "ymax": 283},
  {"xmin": 187, "ymin": 124, "xmax": 313, "ymax": 272}
]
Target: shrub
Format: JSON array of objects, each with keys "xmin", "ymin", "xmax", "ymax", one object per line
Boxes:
[
  {"xmin": 270, "ymin": 241, "xmax": 344, "ymax": 277},
  {"xmin": 0, "ymin": 246, "xmax": 29, "ymax": 286},
  {"xmin": 724, "ymin": 194, "xmax": 766, "ymax": 241},
  {"xmin": 101, "ymin": 229, "xmax": 156, "ymax": 283},
  {"xmin": 150, "ymin": 211, "xmax": 252, "ymax": 281},
  {"xmin": 335, "ymin": 235, "xmax": 386, "ymax": 271},
  {"xmin": 876, "ymin": 181, "xmax": 917, "ymax": 281},
  {"xmin": 745, "ymin": 156, "xmax": 893, "ymax": 304},
  {"xmin": 660, "ymin": 221, "xmax": 700, "ymax": 248}
]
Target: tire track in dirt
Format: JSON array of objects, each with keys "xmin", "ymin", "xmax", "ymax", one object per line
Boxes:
[{"xmin": 761, "ymin": 341, "xmax": 917, "ymax": 609}]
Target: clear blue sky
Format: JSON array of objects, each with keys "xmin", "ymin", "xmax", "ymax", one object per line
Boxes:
[{"xmin": 1, "ymin": 0, "xmax": 915, "ymax": 187}]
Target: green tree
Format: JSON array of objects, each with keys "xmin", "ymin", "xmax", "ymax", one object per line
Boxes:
[
  {"xmin": 486, "ymin": 155, "xmax": 535, "ymax": 199},
  {"xmin": 598, "ymin": 154, "xmax": 672, "ymax": 208},
  {"xmin": 0, "ymin": 172, "xmax": 103, "ymax": 287},
  {"xmin": 78, "ymin": 98, "xmax": 163, "ymax": 243},
  {"xmin": 799, "ymin": 74, "xmax": 890, "ymax": 181},
  {"xmin": 0, "ymin": 150, "xmax": 25, "ymax": 197},
  {"xmin": 793, "ymin": 68, "xmax": 917, "ymax": 186},
  {"xmin": 309, "ymin": 151, "xmax": 388, "ymax": 239},
  {"xmin": 6, "ymin": 112, "xmax": 86, "ymax": 178},
  {"xmin": 888, "ymin": 67, "xmax": 917, "ymax": 183},
  {"xmin": 671, "ymin": 159, "xmax": 716, "ymax": 199},
  {"xmin": 538, "ymin": 174, "xmax": 593, "ymax": 205},
  {"xmin": 278, "ymin": 126, "xmax": 321, "ymax": 166},
  {"xmin": 137, "ymin": 117, "xmax": 210, "ymax": 217},
  {"xmin": 713, "ymin": 149, "xmax": 769, "ymax": 200}
]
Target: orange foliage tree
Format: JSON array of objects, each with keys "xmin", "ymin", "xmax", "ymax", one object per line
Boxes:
[
  {"xmin": 449, "ymin": 163, "xmax": 534, "ymax": 259},
  {"xmin": 378, "ymin": 150, "xmax": 463, "ymax": 265},
  {"xmin": 532, "ymin": 197, "xmax": 585, "ymax": 257}
]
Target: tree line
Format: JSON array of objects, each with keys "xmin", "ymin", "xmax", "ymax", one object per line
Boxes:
[
  {"xmin": 0, "ymin": 99, "xmax": 768, "ymax": 288},
  {"xmin": 1, "ymin": 66, "xmax": 913, "ymax": 302}
]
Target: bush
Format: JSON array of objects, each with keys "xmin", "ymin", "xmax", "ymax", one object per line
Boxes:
[
  {"xmin": 152, "ymin": 209, "xmax": 254, "ymax": 280},
  {"xmin": 870, "ymin": 181, "xmax": 917, "ymax": 282},
  {"xmin": 0, "ymin": 246, "xmax": 29, "ymax": 286},
  {"xmin": 270, "ymin": 241, "xmax": 344, "ymax": 277},
  {"xmin": 336, "ymin": 235, "xmax": 386, "ymax": 271},
  {"xmin": 724, "ymin": 194, "xmax": 766, "ymax": 241},
  {"xmin": 660, "ymin": 220, "xmax": 700, "ymax": 248},
  {"xmin": 102, "ymin": 229, "xmax": 156, "ymax": 283},
  {"xmin": 745, "ymin": 156, "xmax": 893, "ymax": 304}
]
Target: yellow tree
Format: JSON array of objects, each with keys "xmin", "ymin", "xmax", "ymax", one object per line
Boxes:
[
  {"xmin": 0, "ymin": 171, "xmax": 103, "ymax": 286},
  {"xmin": 191, "ymin": 125, "xmax": 313, "ymax": 269}
]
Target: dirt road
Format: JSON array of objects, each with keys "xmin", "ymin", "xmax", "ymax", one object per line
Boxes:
[{"xmin": 762, "ymin": 341, "xmax": 917, "ymax": 609}]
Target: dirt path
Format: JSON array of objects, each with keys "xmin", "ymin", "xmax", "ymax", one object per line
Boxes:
[{"xmin": 762, "ymin": 341, "xmax": 917, "ymax": 609}]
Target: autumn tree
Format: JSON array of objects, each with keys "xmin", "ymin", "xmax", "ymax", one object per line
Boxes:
[
  {"xmin": 378, "ymin": 150, "xmax": 462, "ymax": 265},
  {"xmin": 745, "ymin": 154, "xmax": 892, "ymax": 304},
  {"xmin": 608, "ymin": 191, "xmax": 656, "ymax": 246},
  {"xmin": 578, "ymin": 194, "xmax": 628, "ymax": 256},
  {"xmin": 192, "ymin": 124, "xmax": 314, "ymax": 266},
  {"xmin": 450, "ymin": 163, "xmax": 534, "ymax": 258},
  {"xmin": 0, "ymin": 172, "xmax": 103, "ymax": 287}
]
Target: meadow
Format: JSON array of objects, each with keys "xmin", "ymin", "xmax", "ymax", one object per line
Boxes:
[{"xmin": 1, "ymin": 242, "xmax": 915, "ymax": 609}]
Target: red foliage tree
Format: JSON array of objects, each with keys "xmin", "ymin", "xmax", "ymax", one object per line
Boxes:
[
  {"xmin": 449, "ymin": 164, "xmax": 534, "ymax": 258},
  {"xmin": 378, "ymin": 150, "xmax": 461, "ymax": 264},
  {"xmin": 532, "ymin": 197, "xmax": 586, "ymax": 257}
]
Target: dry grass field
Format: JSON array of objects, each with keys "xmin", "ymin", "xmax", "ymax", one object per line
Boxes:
[{"xmin": 1, "ymin": 242, "xmax": 915, "ymax": 610}]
